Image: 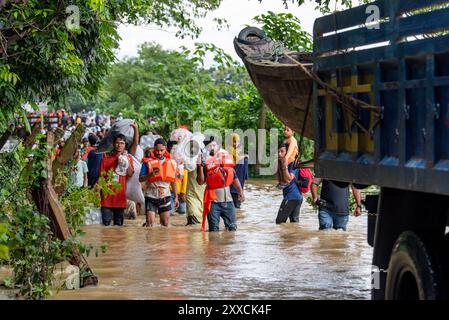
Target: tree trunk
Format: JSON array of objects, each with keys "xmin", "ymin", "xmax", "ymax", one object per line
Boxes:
[
  {"xmin": 52, "ymin": 124, "xmax": 84, "ymax": 195},
  {"xmin": 31, "ymin": 132, "xmax": 98, "ymax": 287},
  {"xmin": 0, "ymin": 130, "xmax": 11, "ymax": 151},
  {"xmin": 24, "ymin": 124, "xmax": 42, "ymax": 149}
]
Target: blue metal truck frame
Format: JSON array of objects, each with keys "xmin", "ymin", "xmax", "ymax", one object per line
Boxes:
[
  {"xmin": 314, "ymin": 0, "xmax": 449, "ymax": 195},
  {"xmin": 314, "ymin": 0, "xmax": 449, "ymax": 299}
]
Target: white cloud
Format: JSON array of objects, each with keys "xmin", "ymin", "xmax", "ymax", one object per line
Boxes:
[{"xmin": 116, "ymin": 0, "xmax": 321, "ymax": 65}]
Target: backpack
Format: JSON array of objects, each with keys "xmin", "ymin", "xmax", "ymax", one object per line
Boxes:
[{"xmin": 297, "ymin": 168, "xmax": 314, "ymax": 194}]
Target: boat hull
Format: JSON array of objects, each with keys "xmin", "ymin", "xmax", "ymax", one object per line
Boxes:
[
  {"xmin": 234, "ymin": 28, "xmax": 315, "ymax": 140},
  {"xmin": 243, "ymin": 55, "xmax": 314, "ymax": 139}
]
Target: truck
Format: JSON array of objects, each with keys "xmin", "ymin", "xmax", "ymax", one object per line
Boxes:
[{"xmin": 235, "ymin": 0, "xmax": 449, "ymax": 299}]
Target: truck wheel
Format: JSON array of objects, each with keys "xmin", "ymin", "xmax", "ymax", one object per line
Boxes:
[{"xmin": 385, "ymin": 231, "xmax": 438, "ymax": 300}]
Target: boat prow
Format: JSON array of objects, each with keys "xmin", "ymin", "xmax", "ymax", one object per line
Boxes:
[{"xmin": 234, "ymin": 27, "xmax": 314, "ymax": 140}]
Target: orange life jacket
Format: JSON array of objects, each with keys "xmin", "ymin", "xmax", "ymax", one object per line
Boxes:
[
  {"xmin": 143, "ymin": 155, "xmax": 176, "ymax": 183},
  {"xmin": 205, "ymin": 153, "xmax": 235, "ymax": 190}
]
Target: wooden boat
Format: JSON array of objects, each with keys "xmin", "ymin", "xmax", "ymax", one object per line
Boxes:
[{"xmin": 234, "ymin": 27, "xmax": 315, "ymax": 139}]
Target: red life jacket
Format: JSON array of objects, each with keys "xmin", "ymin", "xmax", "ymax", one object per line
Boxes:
[
  {"xmin": 143, "ymin": 154, "xmax": 176, "ymax": 183},
  {"xmin": 205, "ymin": 153, "xmax": 235, "ymax": 190}
]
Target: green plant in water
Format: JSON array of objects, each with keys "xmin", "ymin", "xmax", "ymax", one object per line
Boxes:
[
  {"xmin": 0, "ymin": 133, "xmax": 119, "ymax": 299},
  {"xmin": 0, "ymin": 223, "xmax": 10, "ymax": 261}
]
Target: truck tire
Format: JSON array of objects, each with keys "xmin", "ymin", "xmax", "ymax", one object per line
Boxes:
[
  {"xmin": 237, "ymin": 27, "xmax": 267, "ymax": 44},
  {"xmin": 385, "ymin": 231, "xmax": 438, "ymax": 300},
  {"xmin": 442, "ymin": 233, "xmax": 449, "ymax": 299}
]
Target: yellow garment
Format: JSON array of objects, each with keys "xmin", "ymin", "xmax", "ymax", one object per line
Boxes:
[
  {"xmin": 285, "ymin": 136, "xmax": 299, "ymax": 165},
  {"xmin": 170, "ymin": 169, "xmax": 188, "ymax": 194},
  {"xmin": 186, "ymin": 169, "xmax": 205, "ymax": 221},
  {"xmin": 227, "ymin": 133, "xmax": 241, "ymax": 164}
]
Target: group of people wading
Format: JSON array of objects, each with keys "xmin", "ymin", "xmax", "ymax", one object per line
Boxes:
[
  {"xmin": 73, "ymin": 117, "xmax": 361, "ymax": 232},
  {"xmin": 91, "ymin": 122, "xmax": 247, "ymax": 232}
]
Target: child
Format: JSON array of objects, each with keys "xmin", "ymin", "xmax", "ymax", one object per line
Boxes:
[
  {"xmin": 283, "ymin": 126, "xmax": 299, "ymax": 167},
  {"xmin": 277, "ymin": 126, "xmax": 299, "ymax": 188},
  {"xmin": 69, "ymin": 147, "xmax": 89, "ymax": 188}
]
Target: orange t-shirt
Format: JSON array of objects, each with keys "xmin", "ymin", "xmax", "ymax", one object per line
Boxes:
[
  {"xmin": 285, "ymin": 136, "xmax": 299, "ymax": 165},
  {"xmin": 99, "ymin": 152, "xmax": 133, "ymax": 209}
]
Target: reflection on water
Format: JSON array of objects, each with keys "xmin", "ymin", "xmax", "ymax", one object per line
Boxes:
[{"xmin": 54, "ymin": 180, "xmax": 373, "ymax": 300}]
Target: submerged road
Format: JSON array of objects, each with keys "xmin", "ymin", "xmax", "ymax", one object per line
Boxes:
[{"xmin": 54, "ymin": 179, "xmax": 373, "ymax": 300}]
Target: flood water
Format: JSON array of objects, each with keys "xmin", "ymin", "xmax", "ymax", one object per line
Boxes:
[{"xmin": 54, "ymin": 179, "xmax": 373, "ymax": 300}]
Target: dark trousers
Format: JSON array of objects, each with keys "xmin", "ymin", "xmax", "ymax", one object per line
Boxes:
[
  {"xmin": 276, "ymin": 199, "xmax": 302, "ymax": 224},
  {"xmin": 88, "ymin": 176, "xmax": 99, "ymax": 188},
  {"xmin": 101, "ymin": 207, "xmax": 125, "ymax": 226}
]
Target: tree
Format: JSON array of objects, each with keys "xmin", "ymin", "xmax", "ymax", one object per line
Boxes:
[
  {"xmin": 89, "ymin": 42, "xmax": 220, "ymax": 135},
  {"xmin": 265, "ymin": 0, "xmax": 363, "ymax": 13},
  {"xmin": 0, "ymin": 0, "xmax": 367, "ymax": 134},
  {"xmin": 66, "ymin": 40, "xmax": 285, "ymax": 163},
  {"xmin": 253, "ymin": 11, "xmax": 313, "ymax": 52},
  {"xmin": 0, "ymin": 0, "xmax": 226, "ymax": 133}
]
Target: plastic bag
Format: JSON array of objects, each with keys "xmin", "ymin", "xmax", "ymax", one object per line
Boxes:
[
  {"xmin": 134, "ymin": 145, "xmax": 144, "ymax": 162},
  {"xmin": 82, "ymin": 127, "xmax": 94, "ymax": 140},
  {"xmin": 126, "ymin": 155, "xmax": 145, "ymax": 205},
  {"xmin": 115, "ymin": 153, "xmax": 129, "ymax": 176},
  {"xmin": 139, "ymin": 134, "xmax": 161, "ymax": 151},
  {"xmin": 85, "ymin": 208, "xmax": 102, "ymax": 225},
  {"xmin": 174, "ymin": 132, "xmax": 205, "ymax": 172},
  {"xmin": 170, "ymin": 128, "xmax": 191, "ymax": 143},
  {"xmin": 97, "ymin": 119, "xmax": 135, "ymax": 152}
]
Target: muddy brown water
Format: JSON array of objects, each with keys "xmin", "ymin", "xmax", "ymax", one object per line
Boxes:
[{"xmin": 53, "ymin": 179, "xmax": 373, "ymax": 300}]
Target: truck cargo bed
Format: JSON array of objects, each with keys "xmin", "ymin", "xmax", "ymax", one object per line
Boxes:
[{"xmin": 313, "ymin": 0, "xmax": 449, "ymax": 195}]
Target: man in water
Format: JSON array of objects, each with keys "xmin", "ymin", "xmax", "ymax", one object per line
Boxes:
[
  {"xmin": 140, "ymin": 138, "xmax": 179, "ymax": 227},
  {"xmin": 311, "ymin": 179, "xmax": 362, "ymax": 231},
  {"xmin": 197, "ymin": 137, "xmax": 245, "ymax": 232},
  {"xmin": 99, "ymin": 134, "xmax": 134, "ymax": 226}
]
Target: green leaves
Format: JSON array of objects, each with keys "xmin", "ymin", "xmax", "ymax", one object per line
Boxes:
[
  {"xmin": 0, "ymin": 0, "xmax": 227, "ymax": 129},
  {"xmin": 0, "ymin": 134, "xmax": 92, "ymax": 299},
  {"xmin": 60, "ymin": 182, "xmax": 103, "ymax": 236},
  {"xmin": 0, "ymin": 64, "xmax": 20, "ymax": 86},
  {"xmin": 258, "ymin": 0, "xmax": 359, "ymax": 13},
  {"xmin": 19, "ymin": 108, "xmax": 31, "ymax": 134},
  {"xmin": 253, "ymin": 11, "xmax": 313, "ymax": 52},
  {"xmin": 0, "ymin": 223, "xmax": 10, "ymax": 261}
]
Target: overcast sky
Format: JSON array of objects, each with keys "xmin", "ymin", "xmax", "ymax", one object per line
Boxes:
[{"xmin": 116, "ymin": 0, "xmax": 322, "ymax": 65}]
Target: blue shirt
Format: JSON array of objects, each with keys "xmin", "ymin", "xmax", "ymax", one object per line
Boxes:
[
  {"xmin": 230, "ymin": 157, "xmax": 249, "ymax": 195},
  {"xmin": 87, "ymin": 150, "xmax": 104, "ymax": 179},
  {"xmin": 282, "ymin": 169, "xmax": 303, "ymax": 201},
  {"xmin": 140, "ymin": 162, "xmax": 149, "ymax": 177}
]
